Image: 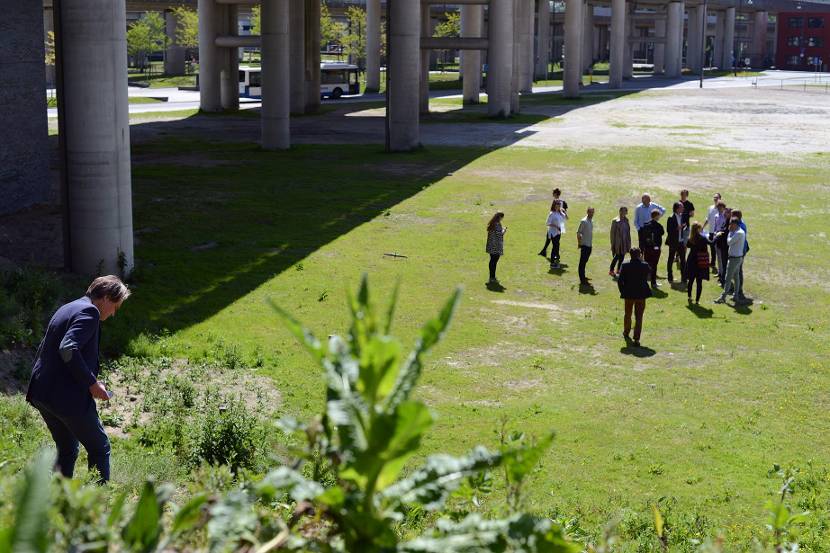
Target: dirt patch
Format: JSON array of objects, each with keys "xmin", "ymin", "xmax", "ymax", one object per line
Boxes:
[{"xmin": 504, "ymin": 378, "xmax": 543, "ymax": 391}]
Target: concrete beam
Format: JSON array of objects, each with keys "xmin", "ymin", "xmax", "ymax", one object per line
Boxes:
[
  {"xmin": 219, "ymin": 5, "xmax": 239, "ymax": 111},
  {"xmin": 535, "ymin": 0, "xmax": 551, "ymax": 79},
  {"xmin": 722, "ymin": 7, "xmax": 735, "ymax": 69},
  {"xmin": 304, "ymin": 0, "xmax": 321, "ymax": 113},
  {"xmin": 420, "ymin": 3, "xmax": 430, "ymax": 114},
  {"xmin": 665, "ymin": 0, "xmax": 682, "ymax": 77},
  {"xmin": 623, "ymin": 4, "xmax": 632, "ymax": 79},
  {"xmin": 198, "ymin": 0, "xmax": 221, "ymax": 111},
  {"xmin": 583, "ymin": 2, "xmax": 594, "ymax": 71},
  {"xmin": 609, "ymin": 0, "xmax": 624, "ymax": 87},
  {"xmin": 164, "ymin": 9, "xmax": 186, "ymax": 76},
  {"xmin": 653, "ymin": 17, "xmax": 666, "ymax": 72},
  {"xmin": 290, "ymin": 0, "xmax": 305, "ymax": 114},
  {"xmin": 518, "ymin": 0, "xmax": 533, "ymax": 91},
  {"xmin": 261, "ymin": 0, "xmax": 290, "ymax": 150}
]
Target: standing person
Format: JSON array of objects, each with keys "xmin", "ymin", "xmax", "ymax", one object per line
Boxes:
[
  {"xmin": 486, "ymin": 212, "xmax": 507, "ymax": 284},
  {"xmin": 26, "ymin": 276, "xmax": 131, "ymax": 483},
  {"xmin": 702, "ymin": 194, "xmax": 722, "ymax": 274},
  {"xmin": 639, "ymin": 209, "xmax": 664, "ymax": 288},
  {"xmin": 618, "ymin": 248, "xmax": 652, "ymax": 347},
  {"xmin": 634, "ymin": 194, "xmax": 666, "ymax": 236},
  {"xmin": 609, "ymin": 207, "xmax": 631, "ymax": 277},
  {"xmin": 546, "ymin": 201, "xmax": 567, "ymax": 269},
  {"xmin": 714, "ymin": 218, "xmax": 747, "ymax": 304},
  {"xmin": 577, "ymin": 207, "xmax": 595, "ymax": 285},
  {"xmin": 538, "ymin": 189, "xmax": 568, "ymax": 257},
  {"xmin": 679, "ymin": 189, "xmax": 695, "ymax": 226},
  {"xmin": 714, "ymin": 206, "xmax": 732, "ymax": 286},
  {"xmin": 731, "ymin": 209, "xmax": 750, "ymax": 302},
  {"xmin": 665, "ymin": 202, "xmax": 687, "ymax": 283},
  {"xmin": 684, "ymin": 222, "xmax": 713, "ymax": 303}
]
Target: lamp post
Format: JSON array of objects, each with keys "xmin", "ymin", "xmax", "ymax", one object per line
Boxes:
[{"xmin": 699, "ymin": 0, "xmax": 707, "ymax": 87}]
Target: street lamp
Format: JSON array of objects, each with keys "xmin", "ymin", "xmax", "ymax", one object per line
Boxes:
[{"xmin": 700, "ymin": 0, "xmax": 707, "ymax": 87}]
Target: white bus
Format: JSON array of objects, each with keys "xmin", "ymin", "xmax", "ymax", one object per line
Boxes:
[{"xmin": 238, "ymin": 62, "xmax": 360, "ymax": 99}]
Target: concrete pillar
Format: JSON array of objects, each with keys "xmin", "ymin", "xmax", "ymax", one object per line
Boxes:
[
  {"xmin": 488, "ymin": 0, "xmax": 514, "ymax": 117},
  {"xmin": 165, "ymin": 9, "xmax": 186, "ymax": 76},
  {"xmin": 510, "ymin": 0, "xmax": 521, "ymax": 113},
  {"xmin": 563, "ymin": 0, "xmax": 583, "ymax": 98},
  {"xmin": 420, "ymin": 4, "xmax": 430, "ymax": 114},
  {"xmin": 713, "ymin": 11, "xmax": 724, "ymax": 69},
  {"xmin": 582, "ymin": 2, "xmax": 593, "ymax": 71},
  {"xmin": 304, "ymin": 0, "xmax": 321, "ymax": 113},
  {"xmin": 290, "ymin": 0, "xmax": 305, "ymax": 114},
  {"xmin": 220, "ymin": 5, "xmax": 239, "ymax": 111},
  {"xmin": 388, "ymin": 0, "xmax": 420, "ymax": 150},
  {"xmin": 751, "ymin": 11, "xmax": 768, "ymax": 67},
  {"xmin": 609, "ymin": 0, "xmax": 624, "ymax": 87},
  {"xmin": 59, "ymin": 0, "xmax": 134, "ymax": 275},
  {"xmin": 665, "ymin": 1, "xmax": 682, "ymax": 77},
  {"xmin": 462, "ymin": 5, "xmax": 483, "ymax": 104},
  {"xmin": 678, "ymin": 1, "xmax": 686, "ymax": 69},
  {"xmin": 198, "ymin": 0, "xmax": 221, "ymax": 111},
  {"xmin": 261, "ymin": 0, "xmax": 290, "ymax": 150},
  {"xmin": 366, "ymin": 0, "xmax": 381, "ymax": 92},
  {"xmin": 44, "ymin": 7, "xmax": 56, "ymax": 87},
  {"xmin": 535, "ymin": 0, "xmax": 551, "ymax": 79},
  {"xmin": 653, "ymin": 18, "xmax": 666, "ymax": 73},
  {"xmin": 518, "ymin": 0, "xmax": 533, "ymax": 91},
  {"xmin": 723, "ymin": 7, "xmax": 735, "ymax": 70},
  {"xmin": 687, "ymin": 5, "xmax": 703, "ymax": 73},
  {"xmin": 623, "ymin": 5, "xmax": 633, "ymax": 78}
]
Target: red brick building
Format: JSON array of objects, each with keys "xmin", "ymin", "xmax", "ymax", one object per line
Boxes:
[{"xmin": 776, "ymin": 11, "xmax": 830, "ymax": 70}]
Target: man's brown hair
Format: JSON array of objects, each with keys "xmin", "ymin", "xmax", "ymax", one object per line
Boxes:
[{"xmin": 86, "ymin": 275, "xmax": 131, "ymax": 302}]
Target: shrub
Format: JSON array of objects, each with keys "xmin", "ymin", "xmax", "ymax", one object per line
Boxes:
[
  {"xmin": 0, "ymin": 268, "xmax": 67, "ymax": 349},
  {"xmin": 189, "ymin": 397, "xmax": 264, "ymax": 473}
]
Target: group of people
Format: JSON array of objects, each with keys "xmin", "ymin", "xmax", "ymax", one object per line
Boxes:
[{"xmin": 485, "ymin": 188, "xmax": 751, "ymax": 346}]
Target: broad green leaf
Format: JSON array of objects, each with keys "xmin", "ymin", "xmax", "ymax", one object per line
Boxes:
[
  {"xmin": 375, "ymin": 401, "xmax": 433, "ymax": 490},
  {"xmin": 502, "ymin": 432, "xmax": 555, "ymax": 485},
  {"xmin": 384, "ymin": 280, "xmax": 401, "ymax": 334},
  {"xmin": 652, "ymin": 505, "xmax": 664, "ymax": 538},
  {"xmin": 5, "ymin": 449, "xmax": 53, "ymax": 553},
  {"xmin": 121, "ymin": 480, "xmax": 170, "ymax": 553},
  {"xmin": 270, "ymin": 300, "xmax": 325, "ymax": 362},
  {"xmin": 171, "ymin": 494, "xmax": 208, "ymax": 535},
  {"xmin": 256, "ymin": 467, "xmax": 324, "ymax": 503},
  {"xmin": 357, "ymin": 335, "xmax": 403, "ymax": 407},
  {"xmin": 386, "ymin": 288, "xmax": 461, "ymax": 410},
  {"xmin": 106, "ymin": 492, "xmax": 128, "ymax": 529}
]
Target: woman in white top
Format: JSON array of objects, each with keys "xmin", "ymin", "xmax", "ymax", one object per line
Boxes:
[{"xmin": 545, "ymin": 201, "xmax": 566, "ymax": 269}]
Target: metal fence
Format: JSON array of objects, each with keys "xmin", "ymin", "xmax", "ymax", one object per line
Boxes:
[{"xmin": 751, "ymin": 73, "xmax": 830, "ymax": 93}]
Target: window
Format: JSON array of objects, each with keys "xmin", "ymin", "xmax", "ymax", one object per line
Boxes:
[
  {"xmin": 322, "ymin": 70, "xmax": 346, "ymax": 84},
  {"xmin": 249, "ymin": 71, "xmax": 261, "ymax": 87},
  {"xmin": 807, "ymin": 37, "xmax": 824, "ymax": 47},
  {"xmin": 787, "ymin": 55, "xmax": 802, "ymax": 65},
  {"xmin": 808, "ymin": 17, "xmax": 824, "ymax": 28},
  {"xmin": 238, "ymin": 70, "xmax": 245, "ymax": 84},
  {"xmin": 789, "ymin": 17, "xmax": 804, "ymax": 28},
  {"xmin": 787, "ymin": 36, "xmax": 801, "ymax": 46}
]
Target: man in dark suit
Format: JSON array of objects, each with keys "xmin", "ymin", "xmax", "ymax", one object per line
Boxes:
[
  {"xmin": 618, "ymin": 248, "xmax": 652, "ymax": 347},
  {"xmin": 26, "ymin": 275, "xmax": 130, "ymax": 483},
  {"xmin": 665, "ymin": 201, "xmax": 687, "ymax": 283}
]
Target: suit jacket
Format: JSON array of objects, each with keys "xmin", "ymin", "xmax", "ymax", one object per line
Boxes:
[
  {"xmin": 618, "ymin": 260, "xmax": 653, "ymax": 299},
  {"xmin": 609, "ymin": 217, "xmax": 631, "ymax": 255},
  {"xmin": 665, "ymin": 214, "xmax": 686, "ymax": 247},
  {"xmin": 27, "ymin": 296, "xmax": 101, "ymax": 416}
]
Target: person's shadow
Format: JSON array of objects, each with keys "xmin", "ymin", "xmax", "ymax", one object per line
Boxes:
[
  {"xmin": 686, "ymin": 302, "xmax": 714, "ymax": 318},
  {"xmin": 548, "ymin": 263, "xmax": 568, "ymax": 276},
  {"xmin": 578, "ymin": 282, "xmax": 597, "ymax": 295},
  {"xmin": 669, "ymin": 281, "xmax": 687, "ymax": 292},
  {"xmin": 650, "ymin": 287, "xmax": 668, "ymax": 299},
  {"xmin": 620, "ymin": 344, "xmax": 657, "ymax": 357},
  {"xmin": 732, "ymin": 300, "xmax": 753, "ymax": 315},
  {"xmin": 485, "ymin": 281, "xmax": 507, "ymax": 293}
]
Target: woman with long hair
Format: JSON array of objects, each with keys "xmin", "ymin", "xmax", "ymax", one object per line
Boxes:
[
  {"xmin": 685, "ymin": 221, "xmax": 714, "ymax": 303},
  {"xmin": 545, "ymin": 201, "xmax": 566, "ymax": 269},
  {"xmin": 486, "ymin": 212, "xmax": 507, "ymax": 283}
]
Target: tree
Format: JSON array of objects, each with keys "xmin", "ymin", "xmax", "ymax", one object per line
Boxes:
[
  {"xmin": 342, "ymin": 6, "xmax": 366, "ymax": 66},
  {"xmin": 126, "ymin": 11, "xmax": 166, "ymax": 72},
  {"xmin": 321, "ymin": 1, "xmax": 345, "ymax": 53},
  {"xmin": 433, "ymin": 11, "xmax": 461, "ymax": 69},
  {"xmin": 172, "ymin": 6, "xmax": 198, "ymax": 50},
  {"xmin": 250, "ymin": 4, "xmax": 261, "ymax": 36},
  {"xmin": 44, "ymin": 31, "xmax": 55, "ymax": 66}
]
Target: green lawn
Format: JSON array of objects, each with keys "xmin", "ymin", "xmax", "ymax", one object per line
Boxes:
[{"xmin": 8, "ymin": 94, "xmax": 830, "ymax": 549}]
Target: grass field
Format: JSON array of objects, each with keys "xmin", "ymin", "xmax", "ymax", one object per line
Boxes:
[{"xmin": 5, "ymin": 87, "xmax": 830, "ymax": 550}]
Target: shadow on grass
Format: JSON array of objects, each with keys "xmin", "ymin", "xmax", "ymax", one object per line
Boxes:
[
  {"xmin": 578, "ymin": 282, "xmax": 597, "ymax": 295},
  {"xmin": 485, "ymin": 281, "xmax": 507, "ymax": 293},
  {"xmin": 686, "ymin": 302, "xmax": 714, "ymax": 318},
  {"xmin": 620, "ymin": 345, "xmax": 657, "ymax": 357},
  {"xmin": 650, "ymin": 287, "xmax": 668, "ymax": 299}
]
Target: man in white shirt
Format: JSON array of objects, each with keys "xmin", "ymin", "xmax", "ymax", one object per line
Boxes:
[
  {"xmin": 577, "ymin": 207, "xmax": 595, "ymax": 285},
  {"xmin": 714, "ymin": 219, "xmax": 747, "ymax": 304},
  {"xmin": 634, "ymin": 194, "xmax": 666, "ymax": 234},
  {"xmin": 702, "ymin": 193, "xmax": 722, "ymax": 273}
]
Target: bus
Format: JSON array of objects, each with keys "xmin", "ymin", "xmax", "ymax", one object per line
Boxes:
[{"xmin": 238, "ymin": 62, "xmax": 360, "ymax": 99}]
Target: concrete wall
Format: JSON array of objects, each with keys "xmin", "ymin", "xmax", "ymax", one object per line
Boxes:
[{"xmin": 0, "ymin": 0, "xmax": 50, "ymax": 215}]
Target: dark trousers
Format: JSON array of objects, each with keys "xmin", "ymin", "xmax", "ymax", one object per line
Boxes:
[
  {"xmin": 31, "ymin": 399, "xmax": 111, "ymax": 483},
  {"xmin": 540, "ymin": 235, "xmax": 552, "ymax": 255},
  {"xmin": 716, "ymin": 244, "xmax": 728, "ymax": 284},
  {"xmin": 610, "ymin": 253, "xmax": 625, "ymax": 273},
  {"xmin": 667, "ymin": 243, "xmax": 686, "ymax": 281},
  {"xmin": 687, "ymin": 275, "xmax": 704, "ymax": 302},
  {"xmin": 489, "ymin": 254, "xmax": 500, "ymax": 280},
  {"xmin": 644, "ymin": 248, "xmax": 661, "ymax": 286},
  {"xmin": 708, "ymin": 238, "xmax": 718, "ymax": 271},
  {"xmin": 578, "ymin": 246, "xmax": 592, "ymax": 282},
  {"xmin": 623, "ymin": 299, "xmax": 646, "ymax": 341},
  {"xmin": 550, "ymin": 235, "xmax": 561, "ymax": 264}
]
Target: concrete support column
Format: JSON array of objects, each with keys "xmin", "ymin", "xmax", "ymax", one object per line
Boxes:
[
  {"xmin": 44, "ymin": 7, "xmax": 56, "ymax": 87},
  {"xmin": 462, "ymin": 4, "xmax": 483, "ymax": 104},
  {"xmin": 535, "ymin": 0, "xmax": 551, "ymax": 79},
  {"xmin": 609, "ymin": 0, "xmax": 624, "ymax": 88},
  {"xmin": 517, "ymin": 0, "xmax": 533, "ymax": 91},
  {"xmin": 563, "ymin": 0, "xmax": 583, "ymax": 98},
  {"xmin": 289, "ymin": 0, "xmax": 305, "ymax": 114},
  {"xmin": 751, "ymin": 11, "xmax": 768, "ymax": 67},
  {"xmin": 713, "ymin": 11, "xmax": 724, "ymax": 69},
  {"xmin": 665, "ymin": 1, "xmax": 682, "ymax": 77},
  {"xmin": 388, "ymin": 0, "xmax": 420, "ymax": 150},
  {"xmin": 678, "ymin": 1, "xmax": 686, "ymax": 69},
  {"xmin": 623, "ymin": 5, "xmax": 633, "ymax": 78},
  {"xmin": 723, "ymin": 7, "xmax": 735, "ymax": 70},
  {"xmin": 487, "ymin": 0, "xmax": 514, "ymax": 117},
  {"xmin": 583, "ymin": 2, "xmax": 593, "ymax": 71},
  {"xmin": 687, "ymin": 5, "xmax": 703, "ymax": 72},
  {"xmin": 59, "ymin": 0, "xmax": 134, "ymax": 275},
  {"xmin": 366, "ymin": 0, "xmax": 381, "ymax": 92},
  {"xmin": 198, "ymin": 0, "xmax": 221, "ymax": 111},
  {"xmin": 220, "ymin": 5, "xmax": 239, "ymax": 111},
  {"xmin": 165, "ymin": 9, "xmax": 186, "ymax": 76},
  {"xmin": 261, "ymin": 0, "xmax": 290, "ymax": 150},
  {"xmin": 304, "ymin": 0, "xmax": 321, "ymax": 113},
  {"xmin": 653, "ymin": 18, "xmax": 666, "ymax": 73},
  {"xmin": 510, "ymin": 0, "xmax": 521, "ymax": 113},
  {"xmin": 420, "ymin": 4, "xmax": 430, "ymax": 114}
]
